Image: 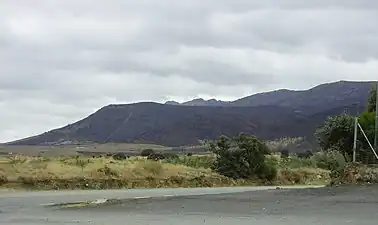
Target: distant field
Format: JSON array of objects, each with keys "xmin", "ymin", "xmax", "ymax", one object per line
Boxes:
[{"xmin": 0, "ymin": 143, "xmax": 208, "ymax": 157}]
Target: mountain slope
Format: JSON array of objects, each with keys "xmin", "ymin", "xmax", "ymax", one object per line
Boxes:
[
  {"xmin": 7, "ymin": 80, "xmax": 375, "ymax": 147},
  {"xmin": 8, "ymin": 103, "xmax": 308, "ymax": 146},
  {"xmin": 7, "ymin": 103, "xmax": 363, "ymax": 147}
]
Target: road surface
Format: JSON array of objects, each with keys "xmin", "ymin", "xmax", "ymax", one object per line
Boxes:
[{"xmin": 0, "ymin": 185, "xmax": 377, "ymax": 224}]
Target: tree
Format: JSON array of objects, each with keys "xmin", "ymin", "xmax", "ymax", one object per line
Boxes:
[
  {"xmin": 207, "ymin": 133, "xmax": 276, "ymax": 181},
  {"xmin": 315, "ymin": 84, "xmax": 378, "ymax": 164},
  {"xmin": 357, "ymin": 111, "xmax": 376, "ymax": 163},
  {"xmin": 359, "ymin": 111, "xmax": 375, "ymax": 143},
  {"xmin": 315, "ymin": 111, "xmax": 376, "ymax": 163},
  {"xmin": 367, "ymin": 85, "xmax": 377, "ymax": 112},
  {"xmin": 315, "ymin": 114, "xmax": 354, "ymax": 158},
  {"xmin": 141, "ymin": 149, "xmax": 155, "ymax": 156}
]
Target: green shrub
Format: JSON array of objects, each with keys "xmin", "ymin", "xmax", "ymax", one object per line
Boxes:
[
  {"xmin": 296, "ymin": 150, "xmax": 313, "ymax": 158},
  {"xmin": 280, "ymin": 149, "xmax": 289, "ymax": 158},
  {"xmin": 311, "ymin": 150, "xmax": 346, "ymax": 177},
  {"xmin": 147, "ymin": 153, "xmax": 165, "ymax": 161},
  {"xmin": 279, "ymin": 156, "xmax": 315, "ymax": 168},
  {"xmin": 141, "ymin": 149, "xmax": 155, "ymax": 157},
  {"xmin": 162, "ymin": 152, "xmax": 179, "ymax": 160},
  {"xmin": 208, "ymin": 133, "xmax": 276, "ymax": 181},
  {"xmin": 112, "ymin": 153, "xmax": 128, "ymax": 160},
  {"xmin": 262, "ymin": 158, "xmax": 278, "ymax": 181}
]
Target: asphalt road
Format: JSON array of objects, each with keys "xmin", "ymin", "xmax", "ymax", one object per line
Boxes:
[{"xmin": 0, "ymin": 185, "xmax": 377, "ymax": 224}]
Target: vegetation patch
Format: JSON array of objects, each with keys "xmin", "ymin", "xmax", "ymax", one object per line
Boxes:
[
  {"xmin": 0, "ymin": 171, "xmax": 7, "ymax": 185},
  {"xmin": 0, "ymin": 152, "xmax": 332, "ymax": 190},
  {"xmin": 276, "ymin": 168, "xmax": 330, "ymax": 185},
  {"xmin": 330, "ymin": 163, "xmax": 378, "ymax": 185},
  {"xmin": 0, "ymin": 155, "xmax": 257, "ymax": 190}
]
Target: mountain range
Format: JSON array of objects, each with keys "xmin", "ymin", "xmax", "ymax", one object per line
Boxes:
[{"xmin": 6, "ymin": 80, "xmax": 375, "ymax": 147}]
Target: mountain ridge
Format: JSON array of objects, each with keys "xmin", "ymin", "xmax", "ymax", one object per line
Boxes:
[
  {"xmin": 165, "ymin": 80, "xmax": 374, "ymax": 112},
  {"xmin": 6, "ymin": 80, "xmax": 376, "ymax": 147}
]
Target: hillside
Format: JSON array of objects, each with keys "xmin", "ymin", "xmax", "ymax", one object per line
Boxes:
[{"xmin": 7, "ymin": 81, "xmax": 375, "ymax": 147}]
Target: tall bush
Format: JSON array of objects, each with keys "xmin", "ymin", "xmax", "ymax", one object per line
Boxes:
[
  {"xmin": 141, "ymin": 149, "xmax": 155, "ymax": 156},
  {"xmin": 207, "ymin": 133, "xmax": 276, "ymax": 181},
  {"xmin": 315, "ymin": 113, "xmax": 354, "ymax": 158}
]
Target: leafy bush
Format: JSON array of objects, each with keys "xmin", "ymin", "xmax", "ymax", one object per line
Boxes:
[
  {"xmin": 279, "ymin": 156, "xmax": 315, "ymax": 168},
  {"xmin": 315, "ymin": 110, "xmax": 377, "ymax": 164},
  {"xmin": 112, "ymin": 153, "xmax": 128, "ymax": 160},
  {"xmin": 315, "ymin": 113, "xmax": 354, "ymax": 158},
  {"xmin": 147, "ymin": 153, "xmax": 165, "ymax": 161},
  {"xmin": 358, "ymin": 111, "xmax": 378, "ymax": 164},
  {"xmin": 280, "ymin": 149, "xmax": 289, "ymax": 158},
  {"xmin": 296, "ymin": 150, "xmax": 313, "ymax": 158},
  {"xmin": 311, "ymin": 150, "xmax": 346, "ymax": 178},
  {"xmin": 261, "ymin": 158, "xmax": 278, "ymax": 181},
  {"xmin": 208, "ymin": 133, "xmax": 276, "ymax": 181},
  {"xmin": 141, "ymin": 149, "xmax": 155, "ymax": 157},
  {"xmin": 162, "ymin": 152, "xmax": 179, "ymax": 160}
]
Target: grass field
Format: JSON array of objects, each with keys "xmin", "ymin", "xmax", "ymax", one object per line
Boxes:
[
  {"xmin": 0, "ymin": 154, "xmax": 331, "ymax": 190},
  {"xmin": 0, "ymin": 143, "xmax": 176, "ymax": 157}
]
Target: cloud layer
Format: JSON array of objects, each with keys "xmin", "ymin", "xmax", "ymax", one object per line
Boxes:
[{"xmin": 1, "ymin": 0, "xmax": 378, "ymax": 142}]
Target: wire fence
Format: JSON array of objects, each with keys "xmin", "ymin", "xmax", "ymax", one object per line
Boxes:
[{"xmin": 354, "ymin": 119, "xmax": 378, "ymax": 165}]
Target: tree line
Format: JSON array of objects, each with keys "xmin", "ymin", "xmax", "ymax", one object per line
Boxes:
[{"xmin": 315, "ymin": 84, "xmax": 377, "ymax": 164}]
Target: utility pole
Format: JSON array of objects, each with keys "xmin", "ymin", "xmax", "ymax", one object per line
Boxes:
[
  {"xmin": 353, "ymin": 116, "xmax": 358, "ymax": 162},
  {"xmin": 374, "ymin": 81, "xmax": 378, "ymax": 154},
  {"xmin": 352, "ymin": 102, "xmax": 359, "ymax": 163}
]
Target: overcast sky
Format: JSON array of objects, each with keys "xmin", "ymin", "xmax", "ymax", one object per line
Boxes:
[{"xmin": 1, "ymin": 0, "xmax": 378, "ymax": 142}]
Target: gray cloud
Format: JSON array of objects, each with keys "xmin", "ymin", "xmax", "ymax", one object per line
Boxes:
[{"xmin": 1, "ymin": 0, "xmax": 378, "ymax": 142}]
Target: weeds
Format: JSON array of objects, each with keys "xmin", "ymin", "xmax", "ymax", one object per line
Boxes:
[
  {"xmin": 0, "ymin": 171, "xmax": 7, "ymax": 185},
  {"xmin": 97, "ymin": 165, "xmax": 119, "ymax": 177},
  {"xmin": 7, "ymin": 155, "xmax": 28, "ymax": 165},
  {"xmin": 134, "ymin": 160, "xmax": 164, "ymax": 176}
]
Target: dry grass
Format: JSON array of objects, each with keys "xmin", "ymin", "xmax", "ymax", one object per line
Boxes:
[
  {"xmin": 0, "ymin": 156, "xmax": 252, "ymax": 190},
  {"xmin": 276, "ymin": 168, "xmax": 330, "ymax": 185},
  {"xmin": 331, "ymin": 163, "xmax": 378, "ymax": 185},
  {"xmin": 0, "ymin": 154, "xmax": 333, "ymax": 190},
  {"xmin": 0, "ymin": 143, "xmax": 169, "ymax": 157}
]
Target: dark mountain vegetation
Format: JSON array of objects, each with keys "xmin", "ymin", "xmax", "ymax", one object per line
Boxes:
[{"xmin": 6, "ymin": 81, "xmax": 376, "ymax": 147}]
